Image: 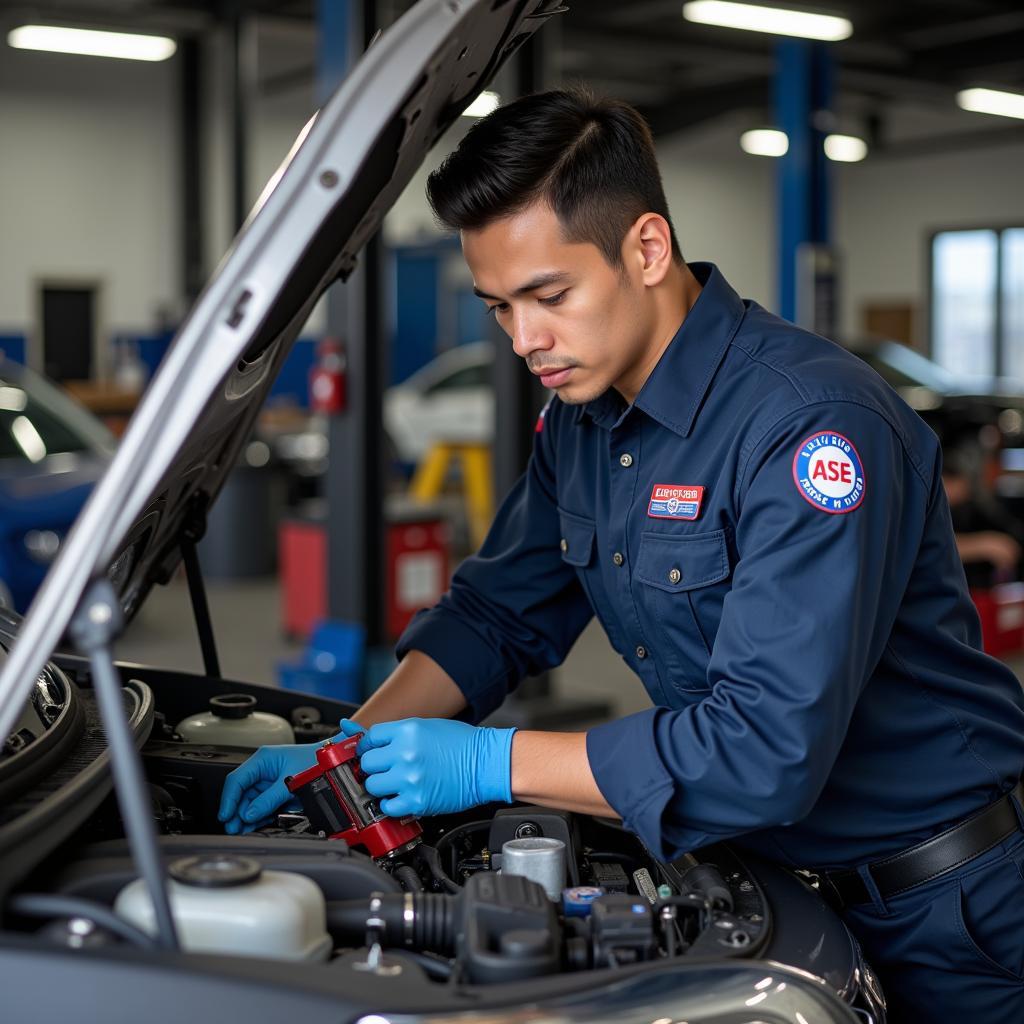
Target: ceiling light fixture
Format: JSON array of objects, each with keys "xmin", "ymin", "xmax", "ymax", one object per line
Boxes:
[
  {"xmin": 7, "ymin": 25, "xmax": 176, "ymax": 62},
  {"xmin": 956, "ymin": 87, "xmax": 1024, "ymax": 121},
  {"xmin": 739, "ymin": 129, "xmax": 868, "ymax": 161},
  {"xmin": 740, "ymin": 128, "xmax": 789, "ymax": 157},
  {"xmin": 683, "ymin": 1, "xmax": 852, "ymax": 42},
  {"xmin": 462, "ymin": 90, "xmax": 500, "ymax": 118},
  {"xmin": 823, "ymin": 133, "xmax": 868, "ymax": 161}
]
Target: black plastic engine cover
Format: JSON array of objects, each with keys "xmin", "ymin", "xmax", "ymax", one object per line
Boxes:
[
  {"xmin": 456, "ymin": 872, "xmax": 560, "ymax": 983},
  {"xmin": 590, "ymin": 894, "xmax": 657, "ymax": 967}
]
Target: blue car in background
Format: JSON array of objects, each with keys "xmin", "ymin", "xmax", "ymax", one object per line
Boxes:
[{"xmin": 0, "ymin": 357, "xmax": 115, "ymax": 610}]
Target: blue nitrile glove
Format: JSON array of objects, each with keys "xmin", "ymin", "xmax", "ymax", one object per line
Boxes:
[
  {"xmin": 218, "ymin": 740, "xmax": 333, "ymax": 834},
  {"xmin": 338, "ymin": 718, "xmax": 517, "ymax": 818}
]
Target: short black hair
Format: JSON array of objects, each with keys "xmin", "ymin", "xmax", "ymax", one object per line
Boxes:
[{"xmin": 426, "ymin": 87, "xmax": 682, "ymax": 267}]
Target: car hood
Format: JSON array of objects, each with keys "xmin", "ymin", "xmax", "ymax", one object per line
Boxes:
[{"xmin": 0, "ymin": 0, "xmax": 563, "ymax": 734}]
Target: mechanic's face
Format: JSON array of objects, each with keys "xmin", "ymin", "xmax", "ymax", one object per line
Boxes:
[{"xmin": 462, "ymin": 202, "xmax": 674, "ymax": 405}]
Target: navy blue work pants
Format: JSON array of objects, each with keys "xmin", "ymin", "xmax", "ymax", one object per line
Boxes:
[{"xmin": 841, "ymin": 831, "xmax": 1024, "ymax": 1022}]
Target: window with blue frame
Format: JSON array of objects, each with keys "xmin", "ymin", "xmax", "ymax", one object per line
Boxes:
[{"xmin": 931, "ymin": 227, "xmax": 1024, "ymax": 380}]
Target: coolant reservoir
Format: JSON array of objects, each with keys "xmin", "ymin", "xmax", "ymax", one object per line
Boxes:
[
  {"xmin": 114, "ymin": 855, "xmax": 332, "ymax": 961},
  {"xmin": 176, "ymin": 693, "xmax": 294, "ymax": 746}
]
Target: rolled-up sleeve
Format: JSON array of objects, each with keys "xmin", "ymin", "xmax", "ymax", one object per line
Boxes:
[
  {"xmin": 396, "ymin": 402, "xmax": 594, "ymax": 723},
  {"xmin": 587, "ymin": 401, "xmax": 930, "ymax": 861}
]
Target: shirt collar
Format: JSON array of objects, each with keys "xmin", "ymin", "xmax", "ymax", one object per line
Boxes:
[{"xmin": 572, "ymin": 262, "xmax": 746, "ymax": 438}]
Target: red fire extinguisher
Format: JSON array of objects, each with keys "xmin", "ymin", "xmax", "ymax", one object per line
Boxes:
[{"xmin": 309, "ymin": 338, "xmax": 347, "ymax": 415}]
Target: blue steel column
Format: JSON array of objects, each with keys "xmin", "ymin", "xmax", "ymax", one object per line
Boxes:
[
  {"xmin": 775, "ymin": 40, "xmax": 833, "ymax": 322},
  {"xmin": 319, "ymin": 0, "xmax": 389, "ymax": 655}
]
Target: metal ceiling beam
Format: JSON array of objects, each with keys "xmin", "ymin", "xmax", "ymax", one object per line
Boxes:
[
  {"xmin": 908, "ymin": 29, "xmax": 1024, "ymax": 80},
  {"xmin": 872, "ymin": 123, "xmax": 1024, "ymax": 160},
  {"xmin": 561, "ymin": 27, "xmax": 776, "ymax": 73},
  {"xmin": 637, "ymin": 76, "xmax": 772, "ymax": 137}
]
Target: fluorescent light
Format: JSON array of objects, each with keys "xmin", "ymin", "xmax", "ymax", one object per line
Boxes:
[
  {"xmin": 462, "ymin": 91, "xmax": 500, "ymax": 118},
  {"xmin": 740, "ymin": 129, "xmax": 867, "ymax": 161},
  {"xmin": 11, "ymin": 416, "xmax": 46, "ymax": 463},
  {"xmin": 8, "ymin": 25, "xmax": 177, "ymax": 62},
  {"xmin": 956, "ymin": 87, "xmax": 1024, "ymax": 121},
  {"xmin": 683, "ymin": 2, "xmax": 852, "ymax": 41},
  {"xmin": 0, "ymin": 387, "xmax": 27, "ymax": 412},
  {"xmin": 824, "ymin": 133, "xmax": 867, "ymax": 161},
  {"xmin": 740, "ymin": 128, "xmax": 789, "ymax": 157}
]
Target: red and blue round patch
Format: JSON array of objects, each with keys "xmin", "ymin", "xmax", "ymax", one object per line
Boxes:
[{"xmin": 792, "ymin": 431, "xmax": 865, "ymax": 514}]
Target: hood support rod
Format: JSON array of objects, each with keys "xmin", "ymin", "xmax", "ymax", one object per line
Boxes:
[
  {"xmin": 181, "ymin": 532, "xmax": 221, "ymax": 680},
  {"xmin": 70, "ymin": 580, "xmax": 180, "ymax": 950}
]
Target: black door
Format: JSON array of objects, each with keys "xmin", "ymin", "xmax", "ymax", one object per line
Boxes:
[{"xmin": 42, "ymin": 286, "xmax": 94, "ymax": 382}]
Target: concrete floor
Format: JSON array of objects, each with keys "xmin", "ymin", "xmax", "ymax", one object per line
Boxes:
[{"xmin": 117, "ymin": 573, "xmax": 653, "ymax": 723}]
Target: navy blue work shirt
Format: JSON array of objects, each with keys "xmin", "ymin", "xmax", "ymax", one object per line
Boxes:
[{"xmin": 397, "ymin": 262, "xmax": 1024, "ymax": 868}]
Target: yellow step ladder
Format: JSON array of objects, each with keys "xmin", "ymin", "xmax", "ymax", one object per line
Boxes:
[{"xmin": 409, "ymin": 441, "xmax": 494, "ymax": 550}]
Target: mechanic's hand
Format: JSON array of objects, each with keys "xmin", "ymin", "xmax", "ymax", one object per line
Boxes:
[
  {"xmin": 218, "ymin": 741, "xmax": 327, "ymax": 834},
  {"xmin": 338, "ymin": 717, "xmax": 516, "ymax": 818}
]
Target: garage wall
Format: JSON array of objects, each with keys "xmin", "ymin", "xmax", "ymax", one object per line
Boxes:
[
  {"xmin": 0, "ymin": 45, "xmax": 180, "ymax": 358},
  {"xmin": 2, "ymin": 45, "xmax": 1023, "ymax": 362},
  {"xmin": 657, "ymin": 135, "xmax": 775, "ymax": 311},
  {"xmin": 836, "ymin": 142, "xmax": 1024, "ymax": 348}
]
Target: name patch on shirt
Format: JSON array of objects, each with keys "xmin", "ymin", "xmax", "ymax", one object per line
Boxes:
[
  {"xmin": 648, "ymin": 484, "xmax": 704, "ymax": 520},
  {"xmin": 792, "ymin": 431, "xmax": 865, "ymax": 514}
]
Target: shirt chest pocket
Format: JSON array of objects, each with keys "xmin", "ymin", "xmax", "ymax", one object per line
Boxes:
[
  {"xmin": 557, "ymin": 508, "xmax": 625, "ymax": 650},
  {"xmin": 634, "ymin": 529, "xmax": 732, "ymax": 693}
]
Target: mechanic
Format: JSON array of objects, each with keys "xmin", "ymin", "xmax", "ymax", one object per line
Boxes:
[
  {"xmin": 220, "ymin": 89, "xmax": 1024, "ymax": 1020},
  {"xmin": 941, "ymin": 436, "xmax": 1024, "ymax": 588}
]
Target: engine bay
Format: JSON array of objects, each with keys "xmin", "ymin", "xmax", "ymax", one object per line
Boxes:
[
  {"xmin": 0, "ymin": 655, "xmax": 882, "ymax": 1021},
  {"xmin": 26, "ymin": 695, "xmax": 773, "ymax": 983}
]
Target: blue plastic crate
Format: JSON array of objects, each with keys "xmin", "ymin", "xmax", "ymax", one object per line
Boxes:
[{"xmin": 277, "ymin": 618, "xmax": 366, "ymax": 702}]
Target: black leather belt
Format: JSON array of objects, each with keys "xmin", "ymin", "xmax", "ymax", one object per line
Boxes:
[{"xmin": 805, "ymin": 781, "xmax": 1024, "ymax": 911}]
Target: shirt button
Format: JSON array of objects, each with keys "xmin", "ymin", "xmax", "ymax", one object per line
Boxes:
[
  {"xmin": 636, "ymin": 645, "xmax": 647, "ymax": 659},
  {"xmin": 612, "ymin": 552, "xmax": 624, "ymax": 567},
  {"xmin": 668, "ymin": 567, "xmax": 682, "ymax": 584},
  {"xmin": 619, "ymin": 453, "xmax": 633, "ymax": 468},
  {"xmin": 560, "ymin": 538, "xmax": 568, "ymax": 553}
]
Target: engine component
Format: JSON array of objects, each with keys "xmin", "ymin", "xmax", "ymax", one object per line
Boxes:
[
  {"xmin": 113, "ymin": 854, "xmax": 332, "ymax": 961},
  {"xmin": 680, "ymin": 861, "xmax": 733, "ymax": 912},
  {"xmin": 488, "ymin": 807, "xmax": 580, "ymax": 884},
  {"xmin": 589, "ymin": 860, "xmax": 630, "ymax": 894},
  {"xmin": 501, "ymin": 837, "xmax": 566, "ymax": 900},
  {"xmin": 326, "ymin": 891, "xmax": 456, "ymax": 954},
  {"xmin": 175, "ymin": 694, "xmax": 295, "ymax": 747},
  {"xmin": 457, "ymin": 872, "xmax": 560, "ymax": 984},
  {"xmin": 49, "ymin": 834, "xmax": 400, "ymax": 906},
  {"xmin": 562, "ymin": 885, "xmax": 606, "ymax": 918},
  {"xmin": 590, "ymin": 894, "xmax": 657, "ymax": 968},
  {"xmin": 286, "ymin": 736, "xmax": 422, "ymax": 859},
  {"xmin": 291, "ymin": 706, "xmax": 338, "ymax": 743},
  {"xmin": 325, "ymin": 870, "xmax": 561, "ymax": 984}
]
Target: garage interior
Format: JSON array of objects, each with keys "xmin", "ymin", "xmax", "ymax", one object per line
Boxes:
[
  {"xmin": 4, "ymin": 0, "xmax": 1023, "ymax": 709},
  {"xmin": 1, "ymin": 0, "xmax": 1024, "ymax": 1018}
]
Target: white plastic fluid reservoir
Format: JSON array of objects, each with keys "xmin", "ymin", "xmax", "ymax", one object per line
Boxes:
[
  {"xmin": 176, "ymin": 694, "xmax": 294, "ymax": 746},
  {"xmin": 114, "ymin": 855, "xmax": 332, "ymax": 961}
]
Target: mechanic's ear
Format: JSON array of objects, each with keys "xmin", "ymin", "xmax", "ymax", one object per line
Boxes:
[{"xmin": 633, "ymin": 213, "xmax": 674, "ymax": 287}]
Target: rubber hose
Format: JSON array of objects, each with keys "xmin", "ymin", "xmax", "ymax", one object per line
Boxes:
[
  {"xmin": 394, "ymin": 864, "xmax": 424, "ymax": 893},
  {"xmin": 415, "ymin": 843, "xmax": 462, "ymax": 894},
  {"xmin": 8, "ymin": 893, "xmax": 160, "ymax": 950},
  {"xmin": 325, "ymin": 893, "xmax": 456, "ymax": 954}
]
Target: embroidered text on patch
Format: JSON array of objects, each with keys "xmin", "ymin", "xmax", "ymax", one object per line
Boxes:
[
  {"xmin": 648, "ymin": 485, "xmax": 705, "ymax": 520},
  {"xmin": 792, "ymin": 431, "xmax": 865, "ymax": 514}
]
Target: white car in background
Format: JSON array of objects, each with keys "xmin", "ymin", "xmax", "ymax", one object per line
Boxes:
[{"xmin": 383, "ymin": 340, "xmax": 494, "ymax": 464}]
